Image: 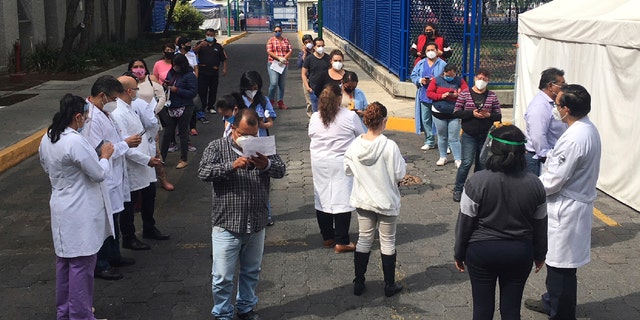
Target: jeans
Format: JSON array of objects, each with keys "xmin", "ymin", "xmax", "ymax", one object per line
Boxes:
[
  {"xmin": 211, "ymin": 227, "xmax": 265, "ymax": 320},
  {"xmin": 433, "ymin": 117, "xmax": 461, "ymax": 159},
  {"xmin": 355, "ymin": 209, "xmax": 398, "ymax": 255},
  {"xmin": 159, "ymin": 105, "xmax": 194, "ymax": 162},
  {"xmin": 56, "ymin": 254, "xmax": 97, "ymax": 320},
  {"xmin": 316, "ymin": 210, "xmax": 352, "ymax": 245},
  {"xmin": 525, "ymin": 152, "xmax": 541, "ymax": 176},
  {"xmin": 120, "ymin": 184, "xmax": 157, "ymax": 239},
  {"xmin": 455, "ymin": 132, "xmax": 485, "ymax": 192},
  {"xmin": 267, "ymin": 62, "xmax": 287, "ymax": 101},
  {"xmin": 419, "ymin": 102, "xmax": 436, "ymax": 147},
  {"xmin": 466, "ymin": 240, "xmax": 533, "ymax": 320},
  {"xmin": 310, "ymin": 91, "xmax": 319, "ymax": 113},
  {"xmin": 542, "ymin": 266, "xmax": 578, "ymax": 320}
]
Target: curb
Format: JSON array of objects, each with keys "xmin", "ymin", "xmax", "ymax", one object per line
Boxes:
[
  {"xmin": 221, "ymin": 32, "xmax": 248, "ymax": 46},
  {"xmin": 0, "ymin": 128, "xmax": 46, "ymax": 174}
]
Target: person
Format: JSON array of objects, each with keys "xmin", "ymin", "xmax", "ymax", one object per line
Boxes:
[
  {"xmin": 194, "ymin": 29, "xmax": 228, "ymax": 115},
  {"xmin": 524, "ymin": 84, "xmax": 602, "ymax": 320},
  {"xmin": 239, "ymin": 10, "xmax": 246, "ymax": 31},
  {"xmin": 427, "ymin": 64, "xmax": 468, "ymax": 167},
  {"xmin": 82, "ymin": 75, "xmax": 141, "ymax": 279},
  {"xmin": 266, "ymin": 25, "xmax": 292, "ymax": 110},
  {"xmin": 111, "ymin": 75, "xmax": 168, "ymax": 250},
  {"xmin": 344, "ymin": 102, "xmax": 406, "ymax": 298},
  {"xmin": 309, "ymin": 84, "xmax": 365, "ymax": 253},
  {"xmin": 152, "ymin": 43, "xmax": 175, "ymax": 84},
  {"xmin": 315, "ymin": 49, "xmax": 347, "ymax": 99},
  {"xmin": 411, "ymin": 42, "xmax": 446, "ymax": 150},
  {"xmin": 453, "ymin": 125, "xmax": 548, "ymax": 320},
  {"xmin": 197, "ymin": 108, "xmax": 286, "ymax": 320},
  {"xmin": 239, "ymin": 71, "xmax": 277, "ymax": 138},
  {"xmin": 299, "ymin": 34, "xmax": 315, "ymax": 116},
  {"xmin": 410, "ymin": 22, "xmax": 452, "ymax": 66},
  {"xmin": 39, "ymin": 94, "xmax": 115, "ymax": 320},
  {"xmin": 159, "ymin": 54, "xmax": 198, "ymax": 169},
  {"xmin": 128, "ymin": 58, "xmax": 174, "ymax": 191},
  {"xmin": 216, "ymin": 93, "xmax": 245, "ymax": 138},
  {"xmin": 176, "ymin": 36, "xmax": 208, "ymax": 135},
  {"xmin": 301, "ymin": 37, "xmax": 330, "ymax": 114},
  {"xmin": 524, "ymin": 67, "xmax": 568, "ymax": 175},
  {"xmin": 340, "ymin": 71, "xmax": 368, "ymax": 116},
  {"xmin": 452, "ymin": 69, "xmax": 502, "ymax": 202}
]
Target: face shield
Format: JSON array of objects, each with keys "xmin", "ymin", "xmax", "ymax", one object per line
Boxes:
[{"xmin": 479, "ymin": 123, "xmax": 526, "ymax": 165}]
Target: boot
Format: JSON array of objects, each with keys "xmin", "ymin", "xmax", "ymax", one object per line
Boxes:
[
  {"xmin": 381, "ymin": 253, "xmax": 403, "ymax": 297},
  {"xmin": 353, "ymin": 251, "xmax": 370, "ymax": 296},
  {"xmin": 156, "ymin": 165, "xmax": 174, "ymax": 191}
]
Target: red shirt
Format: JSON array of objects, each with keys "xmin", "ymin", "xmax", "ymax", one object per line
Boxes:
[{"xmin": 413, "ymin": 34, "xmax": 446, "ymax": 66}]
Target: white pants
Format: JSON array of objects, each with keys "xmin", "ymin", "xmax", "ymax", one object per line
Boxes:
[{"xmin": 355, "ymin": 208, "xmax": 397, "ymax": 255}]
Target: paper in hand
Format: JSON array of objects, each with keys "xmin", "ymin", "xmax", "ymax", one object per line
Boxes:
[
  {"xmin": 269, "ymin": 61, "xmax": 285, "ymax": 74},
  {"xmin": 237, "ymin": 136, "xmax": 277, "ymax": 157}
]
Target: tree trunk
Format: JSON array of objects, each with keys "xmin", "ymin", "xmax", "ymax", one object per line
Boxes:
[
  {"xmin": 100, "ymin": 0, "xmax": 110, "ymax": 41},
  {"xmin": 118, "ymin": 0, "xmax": 127, "ymax": 41},
  {"xmin": 163, "ymin": 0, "xmax": 178, "ymax": 34},
  {"xmin": 56, "ymin": 0, "xmax": 83, "ymax": 71},
  {"xmin": 138, "ymin": 0, "xmax": 156, "ymax": 33},
  {"xmin": 78, "ymin": 0, "xmax": 95, "ymax": 54}
]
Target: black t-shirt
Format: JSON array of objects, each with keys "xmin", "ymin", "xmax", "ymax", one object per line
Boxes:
[
  {"xmin": 313, "ymin": 70, "xmax": 346, "ymax": 96},
  {"xmin": 470, "ymin": 90, "xmax": 489, "ymax": 110},
  {"xmin": 197, "ymin": 42, "xmax": 226, "ymax": 74},
  {"xmin": 303, "ymin": 54, "xmax": 331, "ymax": 92}
]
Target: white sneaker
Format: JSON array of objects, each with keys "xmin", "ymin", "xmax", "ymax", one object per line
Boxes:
[
  {"xmin": 421, "ymin": 144, "xmax": 435, "ymax": 151},
  {"xmin": 455, "ymin": 160, "xmax": 462, "ymax": 168},
  {"xmin": 436, "ymin": 157, "xmax": 447, "ymax": 166},
  {"xmin": 447, "ymin": 147, "xmax": 451, "ymax": 154}
]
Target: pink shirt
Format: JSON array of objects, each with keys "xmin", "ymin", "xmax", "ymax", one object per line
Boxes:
[{"xmin": 153, "ymin": 60, "xmax": 172, "ymax": 84}]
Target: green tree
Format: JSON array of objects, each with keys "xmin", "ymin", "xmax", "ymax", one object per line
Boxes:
[{"xmin": 173, "ymin": 2, "xmax": 205, "ymax": 31}]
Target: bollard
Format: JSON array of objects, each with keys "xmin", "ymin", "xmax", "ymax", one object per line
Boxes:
[{"xmin": 10, "ymin": 39, "xmax": 27, "ymax": 82}]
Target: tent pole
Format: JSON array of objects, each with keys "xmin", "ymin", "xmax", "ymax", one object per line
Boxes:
[{"xmin": 227, "ymin": 0, "xmax": 231, "ymax": 36}]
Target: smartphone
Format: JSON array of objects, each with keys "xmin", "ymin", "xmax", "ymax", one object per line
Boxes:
[
  {"xmin": 95, "ymin": 140, "xmax": 107, "ymax": 156},
  {"xmin": 138, "ymin": 129, "xmax": 146, "ymax": 136}
]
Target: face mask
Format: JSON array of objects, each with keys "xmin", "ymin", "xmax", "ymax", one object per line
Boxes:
[
  {"xmin": 235, "ymin": 135, "xmax": 250, "ymax": 149},
  {"xmin": 164, "ymin": 52, "xmax": 174, "ymax": 59},
  {"xmin": 206, "ymin": 36, "xmax": 215, "ymax": 43},
  {"xmin": 552, "ymin": 104, "xmax": 566, "ymax": 121},
  {"xmin": 246, "ymin": 90, "xmax": 258, "ymax": 100},
  {"xmin": 224, "ymin": 115, "xmax": 235, "ymax": 124},
  {"xmin": 274, "ymin": 31, "xmax": 282, "ymax": 37},
  {"xmin": 130, "ymin": 89, "xmax": 138, "ymax": 101},
  {"xmin": 76, "ymin": 115, "xmax": 86, "ymax": 133},
  {"xmin": 184, "ymin": 46, "xmax": 191, "ymax": 52},
  {"xmin": 475, "ymin": 79, "xmax": 488, "ymax": 90},
  {"xmin": 426, "ymin": 31, "xmax": 434, "ymax": 38},
  {"xmin": 175, "ymin": 45, "xmax": 180, "ymax": 52},
  {"xmin": 343, "ymin": 86, "xmax": 355, "ymax": 94},
  {"xmin": 173, "ymin": 66, "xmax": 181, "ymax": 73},
  {"xmin": 315, "ymin": 47, "xmax": 324, "ymax": 55},
  {"xmin": 132, "ymin": 68, "xmax": 146, "ymax": 79},
  {"xmin": 103, "ymin": 101, "xmax": 118, "ymax": 114},
  {"xmin": 444, "ymin": 75, "xmax": 454, "ymax": 82},
  {"xmin": 332, "ymin": 61, "xmax": 343, "ymax": 71},
  {"xmin": 426, "ymin": 51, "xmax": 437, "ymax": 59},
  {"xmin": 306, "ymin": 43, "xmax": 313, "ymax": 50}
]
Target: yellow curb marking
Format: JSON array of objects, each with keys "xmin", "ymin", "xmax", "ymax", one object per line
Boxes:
[
  {"xmin": 387, "ymin": 117, "xmax": 414, "ymax": 133},
  {"xmin": 0, "ymin": 127, "xmax": 47, "ymax": 175},
  {"xmin": 593, "ymin": 207, "xmax": 619, "ymax": 226}
]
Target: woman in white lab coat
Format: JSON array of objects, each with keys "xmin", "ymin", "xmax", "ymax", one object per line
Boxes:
[
  {"xmin": 39, "ymin": 94, "xmax": 115, "ymax": 320},
  {"xmin": 309, "ymin": 84, "xmax": 365, "ymax": 253},
  {"xmin": 525, "ymin": 84, "xmax": 602, "ymax": 319}
]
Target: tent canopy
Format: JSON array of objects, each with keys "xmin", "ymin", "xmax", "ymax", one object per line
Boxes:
[
  {"xmin": 191, "ymin": 0, "xmax": 222, "ymax": 9},
  {"xmin": 515, "ymin": 0, "xmax": 640, "ymax": 211}
]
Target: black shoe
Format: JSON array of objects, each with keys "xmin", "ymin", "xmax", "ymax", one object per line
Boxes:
[
  {"xmin": 524, "ymin": 298, "xmax": 549, "ymax": 315},
  {"xmin": 143, "ymin": 227, "xmax": 170, "ymax": 240},
  {"xmin": 110, "ymin": 257, "xmax": 136, "ymax": 267},
  {"xmin": 453, "ymin": 190, "xmax": 462, "ymax": 202},
  {"xmin": 237, "ymin": 310, "xmax": 260, "ymax": 320},
  {"xmin": 384, "ymin": 282, "xmax": 403, "ymax": 297},
  {"xmin": 122, "ymin": 237, "xmax": 151, "ymax": 250},
  {"xmin": 266, "ymin": 220, "xmax": 275, "ymax": 227},
  {"xmin": 94, "ymin": 268, "xmax": 123, "ymax": 280}
]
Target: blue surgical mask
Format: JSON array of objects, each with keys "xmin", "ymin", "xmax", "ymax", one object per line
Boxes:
[
  {"xmin": 444, "ymin": 75, "xmax": 455, "ymax": 82},
  {"xmin": 206, "ymin": 36, "xmax": 215, "ymax": 43},
  {"xmin": 275, "ymin": 31, "xmax": 282, "ymax": 37},
  {"xmin": 224, "ymin": 115, "xmax": 235, "ymax": 124}
]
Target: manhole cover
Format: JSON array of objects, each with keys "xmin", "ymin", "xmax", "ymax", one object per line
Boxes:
[
  {"xmin": 399, "ymin": 174, "xmax": 423, "ymax": 186},
  {"xmin": 0, "ymin": 94, "xmax": 38, "ymax": 106}
]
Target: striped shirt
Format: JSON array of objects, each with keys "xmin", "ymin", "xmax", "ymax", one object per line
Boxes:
[{"xmin": 453, "ymin": 89, "xmax": 502, "ymax": 137}]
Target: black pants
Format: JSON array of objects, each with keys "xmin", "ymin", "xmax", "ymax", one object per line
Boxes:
[
  {"xmin": 198, "ymin": 70, "xmax": 220, "ymax": 112},
  {"xmin": 466, "ymin": 240, "xmax": 533, "ymax": 320},
  {"xmin": 543, "ymin": 266, "xmax": 577, "ymax": 320},
  {"xmin": 95, "ymin": 211, "xmax": 122, "ymax": 271},
  {"xmin": 120, "ymin": 183, "xmax": 157, "ymax": 239},
  {"xmin": 316, "ymin": 210, "xmax": 351, "ymax": 245},
  {"xmin": 159, "ymin": 106, "xmax": 194, "ymax": 162}
]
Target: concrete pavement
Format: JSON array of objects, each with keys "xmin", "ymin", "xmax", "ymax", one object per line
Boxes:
[{"xmin": 0, "ymin": 31, "xmax": 639, "ymax": 320}]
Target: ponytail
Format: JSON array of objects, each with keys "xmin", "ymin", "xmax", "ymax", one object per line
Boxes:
[{"xmin": 47, "ymin": 94, "xmax": 87, "ymax": 143}]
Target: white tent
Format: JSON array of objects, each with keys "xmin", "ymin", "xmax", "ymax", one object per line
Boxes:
[
  {"xmin": 191, "ymin": 0, "xmax": 226, "ymax": 31},
  {"xmin": 514, "ymin": 0, "xmax": 640, "ymax": 211}
]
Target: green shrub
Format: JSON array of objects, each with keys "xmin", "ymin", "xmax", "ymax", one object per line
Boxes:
[
  {"xmin": 173, "ymin": 2, "xmax": 205, "ymax": 31},
  {"xmin": 25, "ymin": 43, "xmax": 59, "ymax": 73}
]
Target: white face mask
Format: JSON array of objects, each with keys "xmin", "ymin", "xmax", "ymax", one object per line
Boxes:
[
  {"xmin": 315, "ymin": 47, "xmax": 324, "ymax": 55},
  {"xmin": 130, "ymin": 89, "xmax": 138, "ymax": 101},
  {"xmin": 552, "ymin": 105, "xmax": 566, "ymax": 121},
  {"xmin": 102, "ymin": 100, "xmax": 118, "ymax": 114},
  {"xmin": 306, "ymin": 43, "xmax": 313, "ymax": 50},
  {"xmin": 246, "ymin": 90, "xmax": 258, "ymax": 100},
  {"xmin": 332, "ymin": 61, "xmax": 343, "ymax": 71},
  {"xmin": 475, "ymin": 79, "xmax": 488, "ymax": 90},
  {"xmin": 426, "ymin": 51, "xmax": 437, "ymax": 59}
]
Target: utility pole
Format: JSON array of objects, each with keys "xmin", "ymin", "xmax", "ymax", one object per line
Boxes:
[
  {"xmin": 227, "ymin": 0, "xmax": 231, "ymax": 36},
  {"xmin": 317, "ymin": 0, "xmax": 322, "ymax": 38}
]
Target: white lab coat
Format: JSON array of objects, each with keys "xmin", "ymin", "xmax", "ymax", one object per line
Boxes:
[
  {"xmin": 39, "ymin": 128, "xmax": 114, "ymax": 257},
  {"xmin": 110, "ymin": 99, "xmax": 155, "ymax": 191},
  {"xmin": 540, "ymin": 116, "xmax": 601, "ymax": 268},
  {"xmin": 82, "ymin": 102, "xmax": 131, "ymax": 213},
  {"xmin": 309, "ymin": 108, "xmax": 365, "ymax": 213},
  {"xmin": 132, "ymin": 98, "xmax": 160, "ymax": 156}
]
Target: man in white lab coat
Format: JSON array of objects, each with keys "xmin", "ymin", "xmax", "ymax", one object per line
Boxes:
[
  {"xmin": 111, "ymin": 75, "xmax": 167, "ymax": 250},
  {"xmin": 525, "ymin": 84, "xmax": 601, "ymax": 320}
]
